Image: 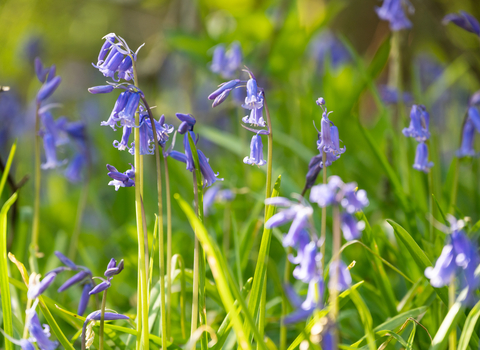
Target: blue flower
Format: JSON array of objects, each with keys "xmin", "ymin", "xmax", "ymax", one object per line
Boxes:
[
  {"xmin": 302, "ymin": 154, "xmax": 323, "ymax": 194},
  {"xmin": 443, "ymin": 11, "xmax": 480, "ymax": 37},
  {"xmin": 292, "ymin": 241, "xmax": 321, "ymax": 283},
  {"xmin": 198, "ymin": 150, "xmax": 223, "ymax": 188},
  {"xmin": 208, "ymin": 79, "xmax": 243, "ymax": 108},
  {"xmin": 203, "ymin": 186, "xmax": 235, "ymax": 215},
  {"xmin": 41, "ymin": 133, "xmax": 64, "ymax": 170},
  {"xmin": 64, "ymin": 153, "xmax": 85, "ymax": 183},
  {"xmin": 376, "ymin": 0, "xmax": 414, "ymax": 31},
  {"xmin": 129, "ymin": 117, "xmax": 154, "ymax": 155},
  {"xmin": 379, "ymin": 85, "xmax": 413, "ymax": 105},
  {"xmin": 309, "ymin": 175, "xmax": 344, "ymax": 207},
  {"xmin": 88, "ymin": 85, "xmax": 115, "ymax": 94},
  {"xmin": 78, "ymin": 283, "xmax": 94, "ymax": 316},
  {"xmin": 89, "ymin": 259, "xmax": 124, "ymax": 295},
  {"xmin": 328, "ymin": 260, "xmax": 352, "ymax": 292},
  {"xmin": 316, "ymin": 99, "xmax": 345, "ymax": 164},
  {"xmin": 57, "ymin": 270, "xmax": 90, "ymax": 292},
  {"xmin": 283, "ymin": 279, "xmax": 323, "ymax": 323},
  {"xmin": 28, "ymin": 311, "xmax": 59, "ymax": 350},
  {"xmin": 457, "ymin": 119, "xmax": 476, "ymax": 158},
  {"xmin": 176, "ymin": 113, "xmax": 196, "ymax": 134},
  {"xmin": 242, "ymin": 78, "xmax": 263, "ymax": 110},
  {"xmin": 265, "ymin": 198, "xmax": 313, "ymax": 248},
  {"xmin": 425, "ymin": 245, "xmax": 456, "ymax": 288},
  {"xmin": 242, "ymin": 101, "xmax": 265, "ymax": 127},
  {"xmin": 106, "ymin": 164, "xmax": 135, "ymax": 190},
  {"xmin": 341, "ymin": 213, "xmax": 365, "ymax": 241},
  {"xmin": 340, "ymin": 183, "xmax": 369, "ymax": 214},
  {"xmin": 101, "ymin": 91, "xmax": 130, "ymax": 130},
  {"xmin": 402, "ymin": 104, "xmax": 430, "ymax": 142},
  {"xmin": 244, "ymin": 133, "xmax": 266, "ymax": 166},
  {"xmin": 117, "ymin": 92, "xmax": 141, "ymax": 127},
  {"xmin": 28, "ymin": 272, "xmax": 59, "ymax": 300},
  {"xmin": 413, "ymin": 142, "xmax": 433, "ymax": 172},
  {"xmin": 310, "ymin": 30, "xmax": 351, "ymax": 71},
  {"xmin": 35, "ymin": 57, "xmax": 50, "ymax": 83},
  {"xmin": 37, "ymin": 76, "xmax": 61, "ymax": 102},
  {"xmin": 113, "ymin": 125, "xmax": 132, "ymax": 151},
  {"xmin": 210, "ymin": 43, "xmax": 243, "ymax": 78}
]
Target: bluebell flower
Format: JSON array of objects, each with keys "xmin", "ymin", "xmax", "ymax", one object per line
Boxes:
[
  {"xmin": 242, "ymin": 78, "xmax": 263, "ymax": 110},
  {"xmin": 57, "ymin": 270, "xmax": 90, "ymax": 292},
  {"xmin": 283, "ymin": 279, "xmax": 323, "ymax": 323},
  {"xmin": 288, "ymin": 229, "xmax": 312, "ymax": 265},
  {"xmin": 96, "ymin": 33, "xmax": 116, "ymax": 64},
  {"xmin": 425, "ymin": 245, "xmax": 456, "ymax": 288},
  {"xmin": 376, "ymin": 0, "xmax": 414, "ymax": 31},
  {"xmin": 244, "ymin": 133, "xmax": 266, "ymax": 166},
  {"xmin": 293, "ymin": 241, "xmax": 321, "ymax": 282},
  {"xmin": 203, "ymin": 186, "xmax": 235, "ymax": 215},
  {"xmin": 28, "ymin": 272, "xmax": 60, "ymax": 300},
  {"xmin": 37, "ymin": 76, "xmax": 61, "ymax": 102},
  {"xmin": 310, "ymin": 30, "xmax": 351, "ymax": 71},
  {"xmin": 208, "ymin": 79, "xmax": 243, "ymax": 107},
  {"xmin": 167, "ymin": 150, "xmax": 188, "ymax": 163},
  {"xmin": 467, "ymin": 106, "xmax": 480, "ymax": 132},
  {"xmin": 413, "ymin": 142, "xmax": 433, "ymax": 172},
  {"xmin": 54, "ymin": 251, "xmax": 78, "ymax": 269},
  {"xmin": 46, "ymin": 65, "xmax": 56, "ymax": 82},
  {"xmin": 176, "ymin": 113, "xmax": 196, "ymax": 134},
  {"xmin": 402, "ymin": 104, "xmax": 430, "ymax": 142},
  {"xmin": 129, "ymin": 117, "xmax": 154, "ymax": 155},
  {"xmin": 183, "ymin": 130, "xmax": 197, "ymax": 172},
  {"xmin": 341, "ymin": 213, "xmax": 365, "ymax": 241},
  {"xmin": 94, "ymin": 46, "xmax": 124, "ymax": 81},
  {"xmin": 210, "ymin": 43, "xmax": 242, "ymax": 78},
  {"xmin": 78, "ymin": 283, "xmax": 94, "ymax": 316},
  {"xmin": 117, "ymin": 55, "xmax": 134, "ymax": 81},
  {"xmin": 28, "ymin": 311, "xmax": 59, "ymax": 350},
  {"xmin": 340, "ymin": 183, "xmax": 369, "ymax": 214},
  {"xmin": 106, "ymin": 164, "xmax": 135, "ymax": 190},
  {"xmin": 89, "ymin": 259, "xmax": 124, "ymax": 295},
  {"xmin": 242, "ymin": 100, "xmax": 265, "ymax": 127},
  {"xmin": 117, "ymin": 92, "xmax": 141, "ymax": 127},
  {"xmin": 88, "ymin": 85, "xmax": 115, "ymax": 94},
  {"xmin": 113, "ymin": 125, "xmax": 132, "ymax": 151},
  {"xmin": 101, "ymin": 91, "xmax": 130, "ymax": 130},
  {"xmin": 146, "ymin": 114, "xmax": 174, "ymax": 148},
  {"xmin": 379, "ymin": 85, "xmax": 413, "ymax": 105},
  {"xmin": 198, "ymin": 149, "xmax": 223, "ymax": 188},
  {"xmin": 265, "ymin": 198, "xmax": 313, "ymax": 248},
  {"xmin": 470, "ymin": 90, "xmax": 480, "ymax": 107},
  {"xmin": 457, "ymin": 119, "xmax": 476, "ymax": 158},
  {"xmin": 41, "ymin": 133, "xmax": 64, "ymax": 170},
  {"xmin": 443, "ymin": 11, "xmax": 480, "ymax": 36},
  {"xmin": 35, "ymin": 57, "xmax": 50, "ymax": 83},
  {"xmin": 210, "ymin": 44, "xmax": 226, "ymax": 75},
  {"xmin": 328, "ymin": 260, "xmax": 352, "ymax": 292},
  {"xmin": 302, "ymin": 154, "xmax": 323, "ymax": 194},
  {"xmin": 309, "ymin": 175, "xmax": 344, "ymax": 207},
  {"xmin": 316, "ymin": 99, "xmax": 345, "ymax": 164},
  {"xmin": 64, "ymin": 153, "xmax": 85, "ymax": 183}
]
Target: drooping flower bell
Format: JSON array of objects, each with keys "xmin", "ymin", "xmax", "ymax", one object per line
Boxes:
[
  {"xmin": 402, "ymin": 104, "xmax": 430, "ymax": 142},
  {"xmin": 210, "ymin": 42, "xmax": 243, "ymax": 78},
  {"xmin": 375, "ymin": 0, "xmax": 414, "ymax": 31},
  {"xmin": 244, "ymin": 132, "xmax": 266, "ymax": 166},
  {"xmin": 198, "ymin": 149, "xmax": 223, "ymax": 188},
  {"xmin": 443, "ymin": 11, "xmax": 480, "ymax": 37},
  {"xmin": 106, "ymin": 164, "xmax": 135, "ymax": 190},
  {"xmin": 341, "ymin": 213, "xmax": 365, "ymax": 241},
  {"xmin": 457, "ymin": 119, "xmax": 476, "ymax": 158},
  {"xmin": 28, "ymin": 311, "xmax": 59, "ymax": 350},
  {"xmin": 208, "ymin": 79, "xmax": 243, "ymax": 108},
  {"xmin": 328, "ymin": 260, "xmax": 352, "ymax": 292},
  {"xmin": 283, "ymin": 278, "xmax": 324, "ymax": 323},
  {"xmin": 242, "ymin": 78, "xmax": 263, "ymax": 110},
  {"xmin": 315, "ymin": 98, "xmax": 345, "ymax": 164},
  {"xmin": 203, "ymin": 186, "xmax": 235, "ymax": 215},
  {"xmin": 413, "ymin": 142, "xmax": 433, "ymax": 172}
]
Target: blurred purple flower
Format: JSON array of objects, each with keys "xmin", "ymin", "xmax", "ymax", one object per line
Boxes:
[
  {"xmin": 210, "ymin": 42, "xmax": 243, "ymax": 78},
  {"xmin": 198, "ymin": 149, "xmax": 223, "ymax": 188},
  {"xmin": 328, "ymin": 260, "xmax": 352, "ymax": 292},
  {"xmin": 284, "ymin": 279, "xmax": 323, "ymax": 323},
  {"xmin": 29, "ymin": 312, "xmax": 59, "ymax": 350},
  {"xmin": 443, "ymin": 11, "xmax": 480, "ymax": 36},
  {"xmin": 310, "ymin": 30, "xmax": 350, "ymax": 71},
  {"xmin": 341, "ymin": 213, "xmax": 365, "ymax": 241},
  {"xmin": 244, "ymin": 133, "xmax": 266, "ymax": 166},
  {"xmin": 413, "ymin": 142, "xmax": 433, "ymax": 172},
  {"xmin": 403, "ymin": 104, "xmax": 430, "ymax": 142},
  {"xmin": 376, "ymin": 0, "xmax": 414, "ymax": 31},
  {"xmin": 457, "ymin": 119, "xmax": 476, "ymax": 158},
  {"xmin": 379, "ymin": 85, "xmax": 413, "ymax": 105},
  {"xmin": 242, "ymin": 78, "xmax": 263, "ymax": 110}
]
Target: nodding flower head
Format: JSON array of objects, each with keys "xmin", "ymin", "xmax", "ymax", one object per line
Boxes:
[
  {"xmin": 101, "ymin": 91, "xmax": 131, "ymax": 130},
  {"xmin": 283, "ymin": 278, "xmax": 323, "ymax": 324},
  {"xmin": 117, "ymin": 92, "xmax": 141, "ymax": 128},
  {"xmin": 403, "ymin": 104, "xmax": 430, "ymax": 142},
  {"xmin": 176, "ymin": 113, "xmax": 196, "ymax": 134},
  {"xmin": 376, "ymin": 0, "xmax": 414, "ymax": 31},
  {"xmin": 210, "ymin": 42, "xmax": 243, "ymax": 78},
  {"xmin": 457, "ymin": 119, "xmax": 476, "ymax": 158},
  {"xmin": 106, "ymin": 163, "xmax": 135, "ymax": 190},
  {"xmin": 413, "ymin": 142, "xmax": 433, "ymax": 172},
  {"xmin": 37, "ymin": 76, "xmax": 61, "ymax": 102},
  {"xmin": 28, "ymin": 311, "xmax": 59, "ymax": 350},
  {"xmin": 242, "ymin": 78, "xmax": 263, "ymax": 110},
  {"xmin": 244, "ymin": 132, "xmax": 267, "ymax": 166},
  {"xmin": 328, "ymin": 260, "xmax": 352, "ymax": 292},
  {"xmin": 198, "ymin": 150, "xmax": 223, "ymax": 188},
  {"xmin": 242, "ymin": 99, "xmax": 265, "ymax": 127},
  {"xmin": 443, "ymin": 11, "xmax": 480, "ymax": 37},
  {"xmin": 292, "ymin": 241, "xmax": 321, "ymax": 283},
  {"xmin": 89, "ymin": 258, "xmax": 124, "ymax": 295},
  {"xmin": 316, "ymin": 98, "xmax": 345, "ymax": 164},
  {"xmin": 341, "ymin": 213, "xmax": 365, "ymax": 241},
  {"xmin": 113, "ymin": 125, "xmax": 132, "ymax": 152}
]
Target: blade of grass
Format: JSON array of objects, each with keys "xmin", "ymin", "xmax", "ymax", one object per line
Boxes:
[
  {"xmin": 0, "ymin": 142, "xmax": 16, "ymax": 198},
  {"xmin": 350, "ymin": 289, "xmax": 376, "ymax": 350},
  {"xmin": 457, "ymin": 299, "xmax": 480, "ymax": 350}
]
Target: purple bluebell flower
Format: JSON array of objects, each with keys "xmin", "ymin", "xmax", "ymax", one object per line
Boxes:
[
  {"xmin": 41, "ymin": 133, "xmax": 64, "ymax": 170},
  {"xmin": 457, "ymin": 119, "xmax": 476, "ymax": 158},
  {"xmin": 328, "ymin": 260, "xmax": 352, "ymax": 292},
  {"xmin": 402, "ymin": 104, "xmax": 430, "ymax": 142},
  {"xmin": 113, "ymin": 126, "xmax": 132, "ymax": 151},
  {"xmin": 376, "ymin": 0, "xmax": 414, "ymax": 31},
  {"xmin": 167, "ymin": 150, "xmax": 188, "ymax": 163},
  {"xmin": 64, "ymin": 153, "xmax": 85, "ymax": 183},
  {"xmin": 316, "ymin": 99, "xmax": 345, "ymax": 164},
  {"xmin": 340, "ymin": 183, "xmax": 369, "ymax": 214},
  {"xmin": 210, "ymin": 44, "xmax": 227, "ymax": 75},
  {"xmin": 46, "ymin": 65, "xmax": 56, "ymax": 82},
  {"xmin": 413, "ymin": 142, "xmax": 434, "ymax": 172},
  {"xmin": 97, "ymin": 34, "xmax": 116, "ymax": 64},
  {"xmin": 78, "ymin": 283, "xmax": 93, "ymax": 316},
  {"xmin": 129, "ymin": 118, "xmax": 154, "ymax": 155},
  {"xmin": 467, "ymin": 106, "xmax": 480, "ymax": 132},
  {"xmin": 146, "ymin": 114, "xmax": 174, "ymax": 148},
  {"xmin": 183, "ymin": 131, "xmax": 197, "ymax": 172},
  {"xmin": 210, "ymin": 43, "xmax": 243, "ymax": 78},
  {"xmin": 341, "ymin": 213, "xmax": 365, "ymax": 241},
  {"xmin": 244, "ymin": 133, "xmax": 266, "ymax": 166},
  {"xmin": 302, "ymin": 154, "xmax": 323, "ymax": 195},
  {"xmin": 88, "ymin": 85, "xmax": 115, "ymax": 94},
  {"xmin": 208, "ymin": 79, "xmax": 242, "ymax": 107},
  {"xmin": 28, "ymin": 312, "xmax": 59, "ymax": 350},
  {"xmin": 57, "ymin": 270, "xmax": 90, "ymax": 292},
  {"xmin": 117, "ymin": 56, "xmax": 133, "ymax": 81},
  {"xmin": 379, "ymin": 85, "xmax": 414, "ymax": 105},
  {"xmin": 28, "ymin": 272, "xmax": 58, "ymax": 300},
  {"xmin": 85, "ymin": 311, "xmax": 129, "ymax": 323},
  {"xmin": 283, "ymin": 279, "xmax": 323, "ymax": 323},
  {"xmin": 310, "ymin": 30, "xmax": 351, "ymax": 71},
  {"xmin": 117, "ymin": 92, "xmax": 141, "ymax": 127},
  {"xmin": 292, "ymin": 241, "xmax": 321, "ymax": 282},
  {"xmin": 101, "ymin": 91, "xmax": 130, "ymax": 130},
  {"xmin": 470, "ymin": 90, "xmax": 480, "ymax": 107},
  {"xmin": 309, "ymin": 176, "xmax": 345, "ymax": 207},
  {"xmin": 54, "ymin": 251, "xmax": 77, "ymax": 269},
  {"xmin": 94, "ymin": 46, "xmax": 124, "ymax": 81},
  {"xmin": 37, "ymin": 76, "xmax": 61, "ymax": 102},
  {"xmin": 89, "ymin": 281, "xmax": 111, "ymax": 295},
  {"xmin": 198, "ymin": 149, "xmax": 223, "ymax": 188},
  {"xmin": 106, "ymin": 164, "xmax": 135, "ymax": 190},
  {"xmin": 288, "ymin": 229, "xmax": 312, "ymax": 265},
  {"xmin": 242, "ymin": 101, "xmax": 265, "ymax": 127},
  {"xmin": 176, "ymin": 113, "xmax": 196, "ymax": 134},
  {"xmin": 35, "ymin": 57, "xmax": 49, "ymax": 83},
  {"xmin": 203, "ymin": 186, "xmax": 235, "ymax": 215},
  {"xmin": 242, "ymin": 78, "xmax": 263, "ymax": 110},
  {"xmin": 89, "ymin": 258, "xmax": 124, "ymax": 295},
  {"xmin": 425, "ymin": 245, "xmax": 456, "ymax": 288},
  {"xmin": 265, "ymin": 198, "xmax": 313, "ymax": 248},
  {"xmin": 443, "ymin": 11, "xmax": 480, "ymax": 36}
]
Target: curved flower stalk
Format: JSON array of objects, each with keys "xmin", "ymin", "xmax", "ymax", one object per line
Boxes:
[{"xmin": 375, "ymin": 0, "xmax": 414, "ymax": 31}]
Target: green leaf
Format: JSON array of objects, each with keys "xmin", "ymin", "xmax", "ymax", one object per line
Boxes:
[
  {"xmin": 0, "ymin": 192, "xmax": 17, "ymax": 350},
  {"xmin": 457, "ymin": 299, "xmax": 480, "ymax": 350},
  {"xmin": 38, "ymin": 298, "xmax": 76, "ymax": 350},
  {"xmin": 406, "ymin": 322, "xmax": 416, "ymax": 350},
  {"xmin": 374, "ymin": 330, "xmax": 408, "ymax": 348},
  {"xmin": 0, "ymin": 141, "xmax": 16, "ymax": 198},
  {"xmin": 350, "ymin": 289, "xmax": 376, "ymax": 350}
]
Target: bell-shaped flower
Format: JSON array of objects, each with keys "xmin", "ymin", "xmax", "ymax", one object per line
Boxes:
[
  {"xmin": 28, "ymin": 312, "xmax": 59, "ymax": 350},
  {"xmin": 104, "ymin": 259, "xmax": 124, "ymax": 278},
  {"xmin": 208, "ymin": 79, "xmax": 242, "ymax": 107},
  {"xmin": 310, "ymin": 176, "xmax": 345, "ymax": 207},
  {"xmin": 425, "ymin": 245, "xmax": 456, "ymax": 288},
  {"xmin": 78, "ymin": 283, "xmax": 94, "ymax": 316},
  {"xmin": 129, "ymin": 118, "xmax": 154, "ymax": 155},
  {"xmin": 403, "ymin": 104, "xmax": 430, "ymax": 142},
  {"xmin": 106, "ymin": 163, "xmax": 135, "ymax": 190},
  {"xmin": 341, "ymin": 213, "xmax": 365, "ymax": 241},
  {"xmin": 55, "ymin": 251, "xmax": 78, "ymax": 270},
  {"xmin": 443, "ymin": 11, "xmax": 480, "ymax": 37},
  {"xmin": 57, "ymin": 270, "xmax": 90, "ymax": 292},
  {"xmin": 28, "ymin": 272, "xmax": 61, "ymax": 300},
  {"xmin": 341, "ymin": 183, "xmax": 369, "ymax": 214},
  {"xmin": 467, "ymin": 106, "xmax": 480, "ymax": 132},
  {"xmin": 176, "ymin": 113, "xmax": 196, "ymax": 134},
  {"xmin": 113, "ymin": 125, "xmax": 132, "ymax": 151},
  {"xmin": 35, "ymin": 57, "xmax": 50, "ymax": 83},
  {"xmin": 89, "ymin": 281, "xmax": 111, "ymax": 295},
  {"xmin": 210, "ymin": 44, "xmax": 226, "ymax": 75},
  {"xmin": 457, "ymin": 119, "xmax": 476, "ymax": 158},
  {"xmin": 413, "ymin": 142, "xmax": 433, "ymax": 172},
  {"xmin": 41, "ymin": 133, "xmax": 64, "ymax": 170},
  {"xmin": 37, "ymin": 76, "xmax": 61, "ymax": 102},
  {"xmin": 210, "ymin": 43, "xmax": 242, "ymax": 78},
  {"xmin": 203, "ymin": 186, "xmax": 235, "ymax": 215},
  {"xmin": 376, "ymin": 0, "xmax": 414, "ymax": 31},
  {"xmin": 198, "ymin": 150, "xmax": 223, "ymax": 188},
  {"xmin": 293, "ymin": 241, "xmax": 321, "ymax": 283},
  {"xmin": 146, "ymin": 114, "xmax": 174, "ymax": 148},
  {"xmin": 283, "ymin": 278, "xmax": 324, "ymax": 324},
  {"xmin": 244, "ymin": 133, "xmax": 266, "ymax": 166},
  {"xmin": 88, "ymin": 85, "xmax": 114, "ymax": 94},
  {"xmin": 242, "ymin": 78, "xmax": 263, "ymax": 110},
  {"xmin": 96, "ymin": 34, "xmax": 116, "ymax": 64},
  {"xmin": 242, "ymin": 99, "xmax": 265, "ymax": 126},
  {"xmin": 117, "ymin": 92, "xmax": 141, "ymax": 127},
  {"xmin": 64, "ymin": 153, "xmax": 85, "ymax": 183},
  {"xmin": 101, "ymin": 91, "xmax": 130, "ymax": 130},
  {"xmin": 117, "ymin": 56, "xmax": 133, "ymax": 81},
  {"xmin": 328, "ymin": 260, "xmax": 352, "ymax": 292}
]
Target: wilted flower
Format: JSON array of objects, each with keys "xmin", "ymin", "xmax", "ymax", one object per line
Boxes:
[
  {"xmin": 443, "ymin": 11, "xmax": 480, "ymax": 37},
  {"xmin": 413, "ymin": 142, "xmax": 433, "ymax": 172},
  {"xmin": 376, "ymin": 0, "xmax": 414, "ymax": 31},
  {"xmin": 106, "ymin": 164, "xmax": 135, "ymax": 190}
]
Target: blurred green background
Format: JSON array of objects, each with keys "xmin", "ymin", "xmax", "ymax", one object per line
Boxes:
[{"xmin": 1, "ymin": 0, "xmax": 480, "ymax": 347}]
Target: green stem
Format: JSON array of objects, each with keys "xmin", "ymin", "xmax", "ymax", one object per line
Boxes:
[
  {"xmin": 280, "ymin": 247, "xmax": 291, "ymax": 350},
  {"xmin": 428, "ymin": 170, "xmax": 434, "ymax": 242},
  {"xmin": 99, "ymin": 289, "xmax": 108, "ymax": 350},
  {"xmin": 449, "ymin": 279, "xmax": 456, "ymax": 350},
  {"xmin": 68, "ymin": 177, "xmax": 89, "ymax": 261},
  {"xmin": 22, "ymin": 298, "xmax": 33, "ymax": 339},
  {"xmin": 172, "ymin": 254, "xmax": 187, "ymax": 339},
  {"xmin": 321, "ymin": 151, "xmax": 327, "ymax": 270},
  {"xmin": 330, "ymin": 205, "xmax": 341, "ymax": 347},
  {"xmin": 191, "ymin": 173, "xmax": 200, "ymax": 349},
  {"xmin": 30, "ymin": 102, "xmax": 41, "ymax": 273},
  {"xmin": 140, "ymin": 96, "xmax": 166, "ymax": 350},
  {"xmin": 164, "ymin": 156, "xmax": 173, "ymax": 340}
]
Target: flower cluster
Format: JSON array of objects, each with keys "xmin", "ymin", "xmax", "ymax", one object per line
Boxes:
[
  {"xmin": 443, "ymin": 11, "xmax": 480, "ymax": 37},
  {"xmin": 403, "ymin": 104, "xmax": 434, "ymax": 172},
  {"xmin": 310, "ymin": 176, "xmax": 369, "ymax": 241},
  {"xmin": 375, "ymin": 0, "xmax": 414, "ymax": 31},
  {"xmin": 303, "ymin": 98, "xmax": 345, "ymax": 193},
  {"xmin": 89, "ymin": 258, "xmax": 124, "ymax": 295},
  {"xmin": 35, "ymin": 58, "xmax": 88, "ymax": 182},
  {"xmin": 106, "ymin": 164, "xmax": 135, "ymax": 191},
  {"xmin": 425, "ymin": 218, "xmax": 480, "ymax": 302},
  {"xmin": 208, "ymin": 70, "xmax": 269, "ymax": 167},
  {"xmin": 167, "ymin": 113, "xmax": 223, "ymax": 188},
  {"xmin": 210, "ymin": 43, "xmax": 242, "ymax": 78},
  {"xmin": 457, "ymin": 93, "xmax": 480, "ymax": 158}
]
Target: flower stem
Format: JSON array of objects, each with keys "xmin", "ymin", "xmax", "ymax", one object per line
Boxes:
[
  {"xmin": 140, "ymin": 96, "xmax": 167, "ymax": 350},
  {"xmin": 280, "ymin": 247, "xmax": 291, "ymax": 350},
  {"xmin": 164, "ymin": 156, "xmax": 173, "ymax": 340},
  {"xmin": 99, "ymin": 289, "xmax": 108, "ymax": 350},
  {"xmin": 68, "ymin": 176, "xmax": 89, "ymax": 261},
  {"xmin": 191, "ymin": 172, "xmax": 200, "ymax": 349},
  {"xmin": 449, "ymin": 278, "xmax": 456, "ymax": 350},
  {"xmin": 321, "ymin": 151, "xmax": 327, "ymax": 270},
  {"xmin": 29, "ymin": 102, "xmax": 41, "ymax": 273},
  {"xmin": 427, "ymin": 170, "xmax": 434, "ymax": 241},
  {"xmin": 330, "ymin": 205, "xmax": 341, "ymax": 347},
  {"xmin": 22, "ymin": 298, "xmax": 33, "ymax": 339}
]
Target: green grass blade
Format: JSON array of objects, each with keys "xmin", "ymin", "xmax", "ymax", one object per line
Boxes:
[
  {"xmin": 0, "ymin": 142, "xmax": 16, "ymax": 198},
  {"xmin": 0, "ymin": 192, "xmax": 17, "ymax": 350},
  {"xmin": 38, "ymin": 298, "xmax": 76, "ymax": 350},
  {"xmin": 457, "ymin": 299, "xmax": 480, "ymax": 350},
  {"xmin": 350, "ymin": 289, "xmax": 376, "ymax": 350},
  {"xmin": 406, "ymin": 322, "xmax": 416, "ymax": 350},
  {"xmin": 374, "ymin": 330, "xmax": 408, "ymax": 348}
]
